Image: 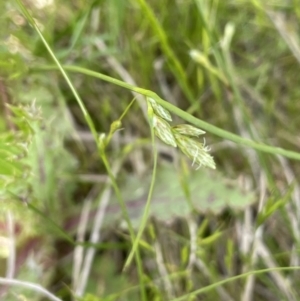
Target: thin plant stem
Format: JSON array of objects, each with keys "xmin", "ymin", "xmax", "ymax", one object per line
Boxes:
[
  {"xmin": 134, "ymin": 0, "xmax": 195, "ymax": 105},
  {"xmin": 0, "ymin": 278, "xmax": 62, "ymax": 301},
  {"xmin": 170, "ymin": 266, "xmax": 300, "ymax": 301},
  {"xmin": 15, "ymin": 0, "xmax": 98, "ymax": 142},
  {"xmin": 124, "ymin": 121, "xmax": 158, "ymax": 270},
  {"xmin": 100, "ymin": 151, "xmax": 147, "ymax": 301},
  {"xmin": 119, "ymin": 98, "xmax": 136, "ymax": 121},
  {"xmin": 16, "ymin": 2, "xmax": 146, "ymax": 299},
  {"xmin": 34, "ymin": 65, "xmax": 300, "ymax": 161}
]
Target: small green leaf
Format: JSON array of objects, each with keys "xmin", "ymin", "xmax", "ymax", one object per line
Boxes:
[
  {"xmin": 0, "ymin": 158, "xmax": 23, "ymax": 176},
  {"xmin": 105, "ymin": 164, "xmax": 256, "ymax": 228}
]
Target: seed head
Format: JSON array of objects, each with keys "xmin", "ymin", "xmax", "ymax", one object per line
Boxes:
[
  {"xmin": 147, "ymin": 97, "xmax": 172, "ymax": 122},
  {"xmin": 146, "ymin": 97, "xmax": 215, "ymax": 169},
  {"xmin": 174, "ymin": 133, "xmax": 216, "ymax": 169},
  {"xmin": 172, "ymin": 124, "xmax": 205, "ymax": 137},
  {"xmin": 153, "ymin": 115, "xmax": 177, "ymax": 147}
]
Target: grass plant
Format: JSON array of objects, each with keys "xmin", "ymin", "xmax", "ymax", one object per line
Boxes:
[{"xmin": 1, "ymin": 0, "xmax": 300, "ymax": 300}]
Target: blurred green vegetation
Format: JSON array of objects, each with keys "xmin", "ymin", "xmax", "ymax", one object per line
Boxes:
[{"xmin": 1, "ymin": 0, "xmax": 300, "ymax": 300}]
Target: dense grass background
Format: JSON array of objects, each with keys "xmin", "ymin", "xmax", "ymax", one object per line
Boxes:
[{"xmin": 1, "ymin": 0, "xmax": 300, "ymax": 300}]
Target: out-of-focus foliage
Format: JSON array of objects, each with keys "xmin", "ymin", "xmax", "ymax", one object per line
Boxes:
[
  {"xmin": 103, "ymin": 163, "xmax": 255, "ymax": 229},
  {"xmin": 0, "ymin": 103, "xmax": 40, "ymax": 210}
]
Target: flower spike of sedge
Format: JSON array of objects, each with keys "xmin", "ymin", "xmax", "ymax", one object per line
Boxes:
[{"xmin": 147, "ymin": 97, "xmax": 216, "ymax": 169}]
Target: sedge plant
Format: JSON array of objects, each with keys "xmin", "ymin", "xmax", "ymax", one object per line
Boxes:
[{"xmin": 12, "ymin": 1, "xmax": 300, "ymax": 301}]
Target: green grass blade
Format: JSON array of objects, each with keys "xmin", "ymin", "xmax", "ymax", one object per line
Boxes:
[
  {"xmin": 27, "ymin": 203, "xmax": 75, "ymax": 244},
  {"xmin": 15, "ymin": 0, "xmax": 98, "ymax": 142},
  {"xmin": 16, "ymin": 3, "xmax": 146, "ymax": 298},
  {"xmin": 134, "ymin": 0, "xmax": 195, "ymax": 105},
  {"xmin": 171, "ymin": 266, "xmax": 300, "ymax": 301}
]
